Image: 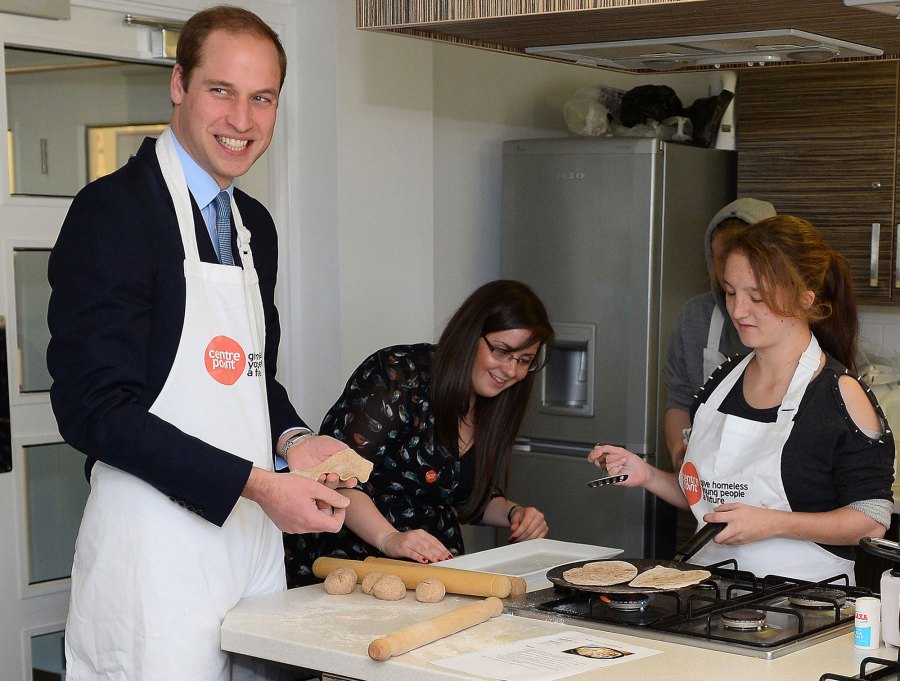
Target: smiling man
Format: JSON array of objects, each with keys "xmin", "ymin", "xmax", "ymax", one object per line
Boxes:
[{"xmin": 47, "ymin": 6, "xmax": 353, "ymax": 680}]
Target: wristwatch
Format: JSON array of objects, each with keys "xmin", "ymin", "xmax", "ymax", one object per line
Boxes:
[{"xmin": 279, "ymin": 428, "xmax": 315, "ymax": 459}]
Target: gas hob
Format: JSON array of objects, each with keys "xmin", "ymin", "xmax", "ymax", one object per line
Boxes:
[{"xmin": 503, "ymin": 562, "xmax": 873, "ymax": 660}]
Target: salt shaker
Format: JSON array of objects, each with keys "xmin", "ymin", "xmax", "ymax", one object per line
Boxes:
[{"xmin": 855, "ymin": 596, "xmax": 882, "ymax": 650}]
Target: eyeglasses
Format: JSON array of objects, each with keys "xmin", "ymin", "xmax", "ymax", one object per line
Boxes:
[{"xmin": 481, "ymin": 335, "xmax": 541, "ymax": 373}]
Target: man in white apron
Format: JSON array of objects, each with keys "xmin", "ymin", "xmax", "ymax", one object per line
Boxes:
[
  {"xmin": 47, "ymin": 8, "xmax": 352, "ymax": 680},
  {"xmin": 663, "ymin": 198, "xmax": 776, "ymax": 469}
]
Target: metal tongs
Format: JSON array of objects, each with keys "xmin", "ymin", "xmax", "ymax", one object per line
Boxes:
[{"xmin": 587, "ymin": 466, "xmax": 628, "ymax": 487}]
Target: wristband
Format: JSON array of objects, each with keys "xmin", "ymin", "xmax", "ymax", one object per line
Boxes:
[
  {"xmin": 279, "ymin": 428, "xmax": 315, "ymax": 459},
  {"xmin": 376, "ymin": 530, "xmax": 399, "ymax": 554},
  {"xmin": 507, "ymin": 504, "xmax": 522, "ymax": 525}
]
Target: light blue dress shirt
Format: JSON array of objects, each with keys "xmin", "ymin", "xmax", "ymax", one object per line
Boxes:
[{"xmin": 169, "ymin": 131, "xmax": 233, "ymax": 261}]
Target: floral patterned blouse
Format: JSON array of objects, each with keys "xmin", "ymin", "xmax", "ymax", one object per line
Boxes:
[{"xmin": 284, "ymin": 343, "xmax": 497, "ymax": 586}]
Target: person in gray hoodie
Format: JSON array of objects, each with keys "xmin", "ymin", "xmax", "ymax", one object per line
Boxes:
[{"xmin": 663, "ymin": 198, "xmax": 776, "ymax": 469}]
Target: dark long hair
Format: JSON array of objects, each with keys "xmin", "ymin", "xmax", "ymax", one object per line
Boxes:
[
  {"xmin": 432, "ymin": 280, "xmax": 554, "ymax": 522},
  {"xmin": 723, "ymin": 215, "xmax": 858, "ymax": 370}
]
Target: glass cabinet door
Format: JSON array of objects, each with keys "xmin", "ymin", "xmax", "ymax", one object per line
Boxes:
[
  {"xmin": 13, "ymin": 248, "xmax": 51, "ymax": 393},
  {"xmin": 24, "ymin": 441, "xmax": 89, "ymax": 584}
]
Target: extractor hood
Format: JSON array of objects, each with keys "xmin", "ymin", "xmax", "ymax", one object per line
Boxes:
[
  {"xmin": 844, "ymin": 0, "xmax": 900, "ymax": 18},
  {"xmin": 525, "ymin": 29, "xmax": 883, "ymax": 72}
]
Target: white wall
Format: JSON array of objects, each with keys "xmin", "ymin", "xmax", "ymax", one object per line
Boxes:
[
  {"xmin": 316, "ymin": 2, "xmax": 741, "ymax": 426},
  {"xmin": 429, "ymin": 44, "xmax": 733, "ymax": 329},
  {"xmin": 316, "ymin": 12, "xmax": 900, "ymax": 432},
  {"xmin": 334, "ymin": 4, "xmax": 435, "ymax": 386}
]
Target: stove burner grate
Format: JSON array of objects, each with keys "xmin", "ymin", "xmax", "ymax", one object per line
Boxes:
[
  {"xmin": 599, "ymin": 593, "xmax": 650, "ymax": 612},
  {"xmin": 721, "ymin": 608, "xmax": 767, "ymax": 632},
  {"xmin": 788, "ymin": 587, "xmax": 846, "ymax": 609}
]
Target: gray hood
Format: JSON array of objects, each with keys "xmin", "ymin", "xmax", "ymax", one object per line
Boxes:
[{"xmin": 705, "ymin": 197, "xmax": 777, "ymax": 309}]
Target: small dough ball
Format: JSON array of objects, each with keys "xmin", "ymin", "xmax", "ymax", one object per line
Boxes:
[
  {"xmin": 361, "ymin": 571, "xmax": 386, "ymax": 595},
  {"xmin": 372, "ymin": 574, "xmax": 407, "ymax": 601},
  {"xmin": 415, "ymin": 578, "xmax": 446, "ymax": 603},
  {"xmin": 324, "ymin": 567, "xmax": 357, "ymax": 595}
]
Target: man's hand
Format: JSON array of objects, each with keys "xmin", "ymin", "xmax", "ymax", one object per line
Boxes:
[
  {"xmin": 283, "ymin": 433, "xmax": 360, "ymax": 489},
  {"xmin": 243, "ymin": 467, "xmax": 350, "ymax": 534}
]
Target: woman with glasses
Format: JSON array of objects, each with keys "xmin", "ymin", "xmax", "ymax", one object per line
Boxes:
[{"xmin": 284, "ymin": 280, "xmax": 554, "ymax": 585}]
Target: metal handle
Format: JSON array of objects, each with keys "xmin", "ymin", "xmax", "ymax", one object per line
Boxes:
[
  {"xmin": 895, "ymin": 224, "xmax": 900, "ymax": 289},
  {"xmin": 870, "ymin": 222, "xmax": 881, "ymax": 287},
  {"xmin": 672, "ymin": 522, "xmax": 726, "ymax": 563}
]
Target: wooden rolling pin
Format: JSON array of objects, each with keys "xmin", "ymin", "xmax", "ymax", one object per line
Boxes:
[
  {"xmin": 312, "ymin": 556, "xmax": 513, "ymax": 598},
  {"xmin": 366, "ymin": 556, "xmax": 528, "ymax": 596},
  {"xmin": 368, "ymin": 596, "xmax": 503, "ymax": 661}
]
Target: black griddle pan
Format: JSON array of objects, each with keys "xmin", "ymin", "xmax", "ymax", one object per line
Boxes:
[{"xmin": 547, "ymin": 521, "xmax": 726, "ymax": 595}]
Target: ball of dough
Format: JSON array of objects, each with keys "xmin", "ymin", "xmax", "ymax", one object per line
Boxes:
[
  {"xmin": 415, "ymin": 578, "xmax": 446, "ymax": 603},
  {"xmin": 372, "ymin": 574, "xmax": 407, "ymax": 601},
  {"xmin": 361, "ymin": 571, "xmax": 386, "ymax": 595},
  {"xmin": 323, "ymin": 567, "xmax": 357, "ymax": 595}
]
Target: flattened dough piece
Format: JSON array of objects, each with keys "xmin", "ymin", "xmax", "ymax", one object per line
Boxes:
[
  {"xmin": 562, "ymin": 560, "xmax": 638, "ymax": 587},
  {"xmin": 324, "ymin": 567, "xmax": 358, "ymax": 595},
  {"xmin": 628, "ymin": 565, "xmax": 711, "ymax": 590},
  {"xmin": 292, "ymin": 448, "xmax": 374, "ymax": 483}
]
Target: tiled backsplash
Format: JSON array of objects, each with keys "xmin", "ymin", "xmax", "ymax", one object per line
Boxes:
[{"xmin": 860, "ymin": 307, "xmax": 900, "ymax": 358}]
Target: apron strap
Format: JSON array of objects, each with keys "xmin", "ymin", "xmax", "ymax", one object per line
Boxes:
[
  {"xmin": 706, "ymin": 306, "xmax": 725, "ymax": 354},
  {"xmin": 702, "ymin": 306, "xmax": 727, "ymax": 378},
  {"xmin": 777, "ymin": 333, "xmax": 822, "ymax": 422},
  {"xmin": 155, "ymin": 128, "xmax": 256, "ymax": 271}
]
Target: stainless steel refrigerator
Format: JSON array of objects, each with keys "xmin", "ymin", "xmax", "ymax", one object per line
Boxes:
[{"xmin": 500, "ymin": 136, "xmax": 735, "ymax": 558}]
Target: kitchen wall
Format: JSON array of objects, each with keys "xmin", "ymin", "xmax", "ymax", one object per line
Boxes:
[
  {"xmin": 861, "ymin": 307, "xmax": 900, "ymax": 365},
  {"xmin": 323, "ymin": 5, "xmax": 900, "ymax": 430},
  {"xmin": 324, "ymin": 1, "xmax": 741, "ymax": 422}
]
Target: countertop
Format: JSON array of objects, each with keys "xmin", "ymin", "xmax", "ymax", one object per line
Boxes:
[{"xmin": 221, "ymin": 586, "xmax": 897, "ymax": 681}]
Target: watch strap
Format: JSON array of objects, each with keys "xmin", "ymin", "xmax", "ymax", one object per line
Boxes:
[{"xmin": 279, "ymin": 428, "xmax": 315, "ymax": 459}]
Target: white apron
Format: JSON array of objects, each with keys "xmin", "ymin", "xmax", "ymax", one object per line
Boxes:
[
  {"xmin": 680, "ymin": 333, "xmax": 855, "ymax": 583},
  {"xmin": 702, "ymin": 306, "xmax": 727, "ymax": 379},
  {"xmin": 65, "ymin": 128, "xmax": 285, "ymax": 680}
]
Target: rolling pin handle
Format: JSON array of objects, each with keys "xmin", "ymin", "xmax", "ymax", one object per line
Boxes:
[{"xmin": 368, "ymin": 638, "xmax": 393, "ymax": 662}]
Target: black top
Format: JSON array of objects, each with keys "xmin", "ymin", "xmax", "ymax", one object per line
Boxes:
[{"xmin": 691, "ymin": 352, "xmax": 895, "ymax": 559}]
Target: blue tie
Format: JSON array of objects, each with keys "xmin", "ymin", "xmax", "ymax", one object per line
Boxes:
[{"xmin": 213, "ymin": 191, "xmax": 234, "ymax": 266}]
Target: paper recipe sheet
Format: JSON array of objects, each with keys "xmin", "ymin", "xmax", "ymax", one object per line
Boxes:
[{"xmin": 430, "ymin": 631, "xmax": 660, "ymax": 681}]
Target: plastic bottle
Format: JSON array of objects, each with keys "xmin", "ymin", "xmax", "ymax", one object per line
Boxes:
[
  {"xmin": 880, "ymin": 568, "xmax": 900, "ymax": 647},
  {"xmin": 856, "ymin": 596, "xmax": 881, "ymax": 649}
]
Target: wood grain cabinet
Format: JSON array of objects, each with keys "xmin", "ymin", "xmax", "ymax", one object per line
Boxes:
[{"xmin": 737, "ymin": 61, "xmax": 900, "ymax": 304}]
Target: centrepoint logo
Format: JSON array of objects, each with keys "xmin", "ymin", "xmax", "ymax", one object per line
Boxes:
[
  {"xmin": 682, "ymin": 462, "xmax": 702, "ymax": 506},
  {"xmin": 205, "ymin": 336, "xmax": 246, "ymax": 385}
]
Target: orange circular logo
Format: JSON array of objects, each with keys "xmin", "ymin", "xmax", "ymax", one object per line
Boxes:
[
  {"xmin": 681, "ymin": 462, "xmax": 702, "ymax": 506},
  {"xmin": 204, "ymin": 336, "xmax": 246, "ymax": 385},
  {"xmin": 425, "ymin": 470, "xmax": 437, "ymax": 484}
]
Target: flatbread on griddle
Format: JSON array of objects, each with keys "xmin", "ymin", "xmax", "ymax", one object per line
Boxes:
[
  {"xmin": 562, "ymin": 560, "xmax": 639, "ymax": 587},
  {"xmin": 628, "ymin": 565, "xmax": 711, "ymax": 590},
  {"xmin": 292, "ymin": 448, "xmax": 373, "ymax": 483}
]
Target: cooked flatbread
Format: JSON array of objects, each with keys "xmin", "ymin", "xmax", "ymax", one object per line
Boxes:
[
  {"xmin": 292, "ymin": 448, "xmax": 373, "ymax": 483},
  {"xmin": 628, "ymin": 565, "xmax": 711, "ymax": 590},
  {"xmin": 562, "ymin": 560, "xmax": 639, "ymax": 587}
]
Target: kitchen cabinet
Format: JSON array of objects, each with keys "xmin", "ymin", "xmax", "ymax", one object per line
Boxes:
[
  {"xmin": 355, "ymin": 1, "xmax": 900, "ymax": 70},
  {"xmin": 737, "ymin": 61, "xmax": 900, "ymax": 304}
]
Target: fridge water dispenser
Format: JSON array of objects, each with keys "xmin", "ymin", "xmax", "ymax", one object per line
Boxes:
[{"xmin": 539, "ymin": 322, "xmax": 595, "ymax": 417}]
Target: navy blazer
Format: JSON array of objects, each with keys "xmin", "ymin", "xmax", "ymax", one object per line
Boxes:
[{"xmin": 47, "ymin": 137, "xmax": 304, "ymax": 526}]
